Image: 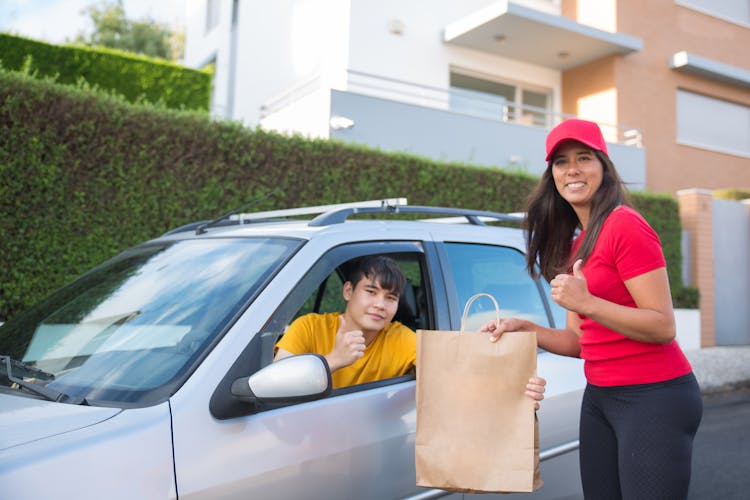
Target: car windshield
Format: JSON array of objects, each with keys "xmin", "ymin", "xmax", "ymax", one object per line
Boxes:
[{"xmin": 0, "ymin": 237, "xmax": 301, "ymax": 406}]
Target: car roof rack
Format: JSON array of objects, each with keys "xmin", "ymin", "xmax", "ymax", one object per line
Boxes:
[
  {"xmin": 308, "ymin": 204, "xmax": 522, "ymax": 227},
  {"xmin": 229, "ymin": 197, "xmax": 408, "ymax": 223},
  {"xmin": 163, "ymin": 198, "xmax": 408, "ymax": 236},
  {"xmin": 164, "ymin": 197, "xmax": 522, "ymax": 236}
]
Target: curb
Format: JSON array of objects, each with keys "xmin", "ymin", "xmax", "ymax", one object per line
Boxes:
[{"xmin": 684, "ymin": 346, "xmax": 750, "ymax": 395}]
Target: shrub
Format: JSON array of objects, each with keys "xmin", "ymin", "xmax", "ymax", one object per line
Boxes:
[
  {"xmin": 0, "ymin": 32, "xmax": 211, "ymax": 111},
  {"xmin": 0, "ymin": 69, "xmax": 695, "ymax": 320}
]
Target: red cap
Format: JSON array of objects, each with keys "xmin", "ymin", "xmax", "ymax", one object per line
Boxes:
[{"xmin": 545, "ymin": 118, "xmax": 608, "ymax": 161}]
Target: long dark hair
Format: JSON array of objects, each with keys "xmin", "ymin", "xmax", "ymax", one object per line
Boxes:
[{"xmin": 524, "ymin": 150, "xmax": 631, "ymax": 281}]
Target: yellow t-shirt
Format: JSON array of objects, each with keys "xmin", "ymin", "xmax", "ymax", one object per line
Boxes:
[{"xmin": 276, "ymin": 312, "xmax": 416, "ymax": 389}]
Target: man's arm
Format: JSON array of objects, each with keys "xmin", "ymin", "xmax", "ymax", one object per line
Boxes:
[
  {"xmin": 273, "ymin": 314, "xmax": 314, "ymax": 362},
  {"xmin": 273, "ymin": 315, "xmax": 366, "ymax": 373},
  {"xmin": 273, "ymin": 348, "xmax": 294, "ymax": 362},
  {"xmin": 526, "ymin": 376, "xmax": 546, "ymax": 410}
]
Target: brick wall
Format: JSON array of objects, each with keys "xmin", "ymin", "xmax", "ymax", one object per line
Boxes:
[{"xmin": 677, "ymin": 189, "xmax": 715, "ymax": 346}]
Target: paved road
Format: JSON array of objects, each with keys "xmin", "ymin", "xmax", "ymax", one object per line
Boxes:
[{"xmin": 688, "ymin": 388, "xmax": 750, "ymax": 499}]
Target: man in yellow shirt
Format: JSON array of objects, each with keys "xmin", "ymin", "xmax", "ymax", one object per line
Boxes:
[
  {"xmin": 275, "ymin": 255, "xmax": 546, "ymax": 405},
  {"xmin": 275, "ymin": 255, "xmax": 414, "ymax": 389}
]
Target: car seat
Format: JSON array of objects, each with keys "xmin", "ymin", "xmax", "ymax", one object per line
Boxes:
[{"xmin": 394, "ymin": 279, "xmax": 422, "ymax": 331}]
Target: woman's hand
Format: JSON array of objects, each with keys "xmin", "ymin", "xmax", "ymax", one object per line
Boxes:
[
  {"xmin": 479, "ymin": 317, "xmax": 527, "ymax": 343},
  {"xmin": 552, "ymin": 260, "xmax": 677, "ymax": 344},
  {"xmin": 480, "ymin": 322, "xmax": 548, "ymax": 409},
  {"xmin": 549, "ymin": 259, "xmax": 591, "ymax": 313}
]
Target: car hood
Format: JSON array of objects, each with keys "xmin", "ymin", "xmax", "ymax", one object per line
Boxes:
[{"xmin": 0, "ymin": 392, "xmax": 121, "ymax": 450}]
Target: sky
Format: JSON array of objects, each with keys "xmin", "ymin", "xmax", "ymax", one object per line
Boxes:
[{"xmin": 1, "ymin": 0, "xmax": 187, "ymax": 44}]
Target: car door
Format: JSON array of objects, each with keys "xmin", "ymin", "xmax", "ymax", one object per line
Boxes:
[
  {"xmin": 170, "ymin": 240, "xmax": 458, "ymax": 500},
  {"xmin": 436, "ymin": 241, "xmax": 585, "ymax": 500}
]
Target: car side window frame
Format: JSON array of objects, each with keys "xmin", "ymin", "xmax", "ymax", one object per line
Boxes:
[
  {"xmin": 434, "ymin": 241, "xmax": 557, "ymax": 331},
  {"xmin": 269, "ymin": 242, "xmax": 436, "ymax": 393},
  {"xmin": 210, "ymin": 241, "xmax": 430, "ymax": 419},
  {"xmin": 260, "ymin": 241, "xmax": 426, "ymax": 355}
]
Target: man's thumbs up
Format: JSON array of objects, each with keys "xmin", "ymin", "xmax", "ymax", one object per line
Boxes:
[{"xmin": 326, "ymin": 315, "xmax": 365, "ymax": 372}]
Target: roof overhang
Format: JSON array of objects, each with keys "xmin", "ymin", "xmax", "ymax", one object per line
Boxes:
[
  {"xmin": 670, "ymin": 51, "xmax": 750, "ymax": 90},
  {"xmin": 443, "ymin": 1, "xmax": 642, "ymax": 71}
]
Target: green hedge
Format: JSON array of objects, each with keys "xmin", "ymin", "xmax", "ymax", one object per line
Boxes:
[
  {"xmin": 714, "ymin": 188, "xmax": 750, "ymax": 201},
  {"xmin": 627, "ymin": 192, "xmax": 698, "ymax": 308},
  {"xmin": 0, "ymin": 32, "xmax": 211, "ymax": 111},
  {"xmin": 0, "ymin": 69, "xmax": 696, "ymax": 322}
]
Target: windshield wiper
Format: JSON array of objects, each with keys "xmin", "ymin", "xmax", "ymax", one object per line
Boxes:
[{"xmin": 0, "ymin": 355, "xmax": 87, "ymax": 405}]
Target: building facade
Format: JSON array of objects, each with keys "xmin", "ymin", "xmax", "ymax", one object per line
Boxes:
[
  {"xmin": 576, "ymin": 0, "xmax": 749, "ymax": 194},
  {"xmin": 184, "ymin": 0, "xmax": 749, "ymax": 195},
  {"xmin": 184, "ymin": 0, "xmax": 750, "ymax": 346}
]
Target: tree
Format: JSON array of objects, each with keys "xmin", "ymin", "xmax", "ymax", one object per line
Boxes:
[{"xmin": 73, "ymin": 0, "xmax": 184, "ymax": 61}]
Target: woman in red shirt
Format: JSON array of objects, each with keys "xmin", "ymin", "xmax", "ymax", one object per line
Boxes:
[{"xmin": 482, "ymin": 119, "xmax": 702, "ymax": 499}]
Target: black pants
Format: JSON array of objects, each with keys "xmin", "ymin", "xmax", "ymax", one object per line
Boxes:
[{"xmin": 579, "ymin": 372, "xmax": 703, "ymax": 500}]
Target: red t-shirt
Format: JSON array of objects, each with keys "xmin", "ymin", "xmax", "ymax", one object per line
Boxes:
[{"xmin": 572, "ymin": 206, "xmax": 692, "ymax": 386}]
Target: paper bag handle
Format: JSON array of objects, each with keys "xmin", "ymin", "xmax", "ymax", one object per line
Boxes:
[{"xmin": 460, "ymin": 293, "xmax": 501, "ymax": 333}]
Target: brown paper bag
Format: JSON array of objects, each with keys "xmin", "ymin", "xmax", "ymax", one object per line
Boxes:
[{"xmin": 415, "ymin": 293, "xmax": 543, "ymax": 493}]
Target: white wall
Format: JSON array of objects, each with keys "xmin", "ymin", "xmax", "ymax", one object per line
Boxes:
[
  {"xmin": 186, "ymin": 0, "xmax": 351, "ymax": 125},
  {"xmin": 232, "ymin": 0, "xmax": 351, "ymax": 125},
  {"xmin": 185, "ymin": 0, "xmax": 234, "ymax": 118},
  {"xmin": 675, "ymin": 309, "xmax": 701, "ymax": 351},
  {"xmin": 186, "ymin": 0, "xmax": 565, "ymax": 126},
  {"xmin": 260, "ymin": 86, "xmax": 332, "ymax": 138},
  {"xmin": 713, "ymin": 199, "xmax": 750, "ymax": 345},
  {"xmin": 347, "ymin": 0, "xmax": 560, "ymax": 111}
]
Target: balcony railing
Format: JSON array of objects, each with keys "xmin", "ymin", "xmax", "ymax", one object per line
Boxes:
[{"xmin": 260, "ymin": 69, "xmax": 642, "ymax": 148}]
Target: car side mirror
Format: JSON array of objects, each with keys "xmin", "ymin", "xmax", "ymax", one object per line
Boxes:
[{"xmin": 230, "ymin": 354, "xmax": 332, "ymax": 409}]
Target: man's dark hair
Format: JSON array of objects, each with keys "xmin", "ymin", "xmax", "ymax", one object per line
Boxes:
[{"xmin": 345, "ymin": 255, "xmax": 406, "ymax": 296}]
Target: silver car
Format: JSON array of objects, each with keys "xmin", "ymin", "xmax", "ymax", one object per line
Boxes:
[{"xmin": 0, "ymin": 198, "xmax": 585, "ymax": 499}]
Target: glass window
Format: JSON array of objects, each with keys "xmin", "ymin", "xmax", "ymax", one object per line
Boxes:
[
  {"xmin": 0, "ymin": 237, "xmax": 301, "ymax": 405},
  {"xmin": 293, "ymin": 252, "xmax": 427, "ymax": 331},
  {"xmin": 521, "ymin": 89, "xmax": 550, "ymax": 127},
  {"xmin": 676, "ymin": 0, "xmax": 750, "ymax": 26},
  {"xmin": 449, "ymin": 71, "xmax": 552, "ymax": 126},
  {"xmin": 206, "ymin": 0, "xmax": 221, "ymax": 33},
  {"xmin": 297, "ymin": 271, "xmax": 347, "ymax": 318},
  {"xmin": 538, "ymin": 273, "xmax": 567, "ymax": 328},
  {"xmin": 449, "ymin": 73, "xmax": 510, "ymax": 120},
  {"xmin": 443, "ymin": 243, "xmax": 550, "ymax": 330},
  {"xmin": 676, "ymin": 90, "xmax": 750, "ymax": 157}
]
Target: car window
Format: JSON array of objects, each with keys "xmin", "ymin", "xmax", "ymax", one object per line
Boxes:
[
  {"xmin": 297, "ymin": 272, "xmax": 347, "ymax": 318},
  {"xmin": 293, "ymin": 254, "xmax": 427, "ymax": 332},
  {"xmin": 442, "ymin": 243, "xmax": 551, "ymax": 330},
  {"xmin": 538, "ymin": 274, "xmax": 567, "ymax": 328},
  {"xmin": 260, "ymin": 243, "xmax": 429, "ymax": 392},
  {"xmin": 0, "ymin": 237, "xmax": 302, "ymax": 405}
]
